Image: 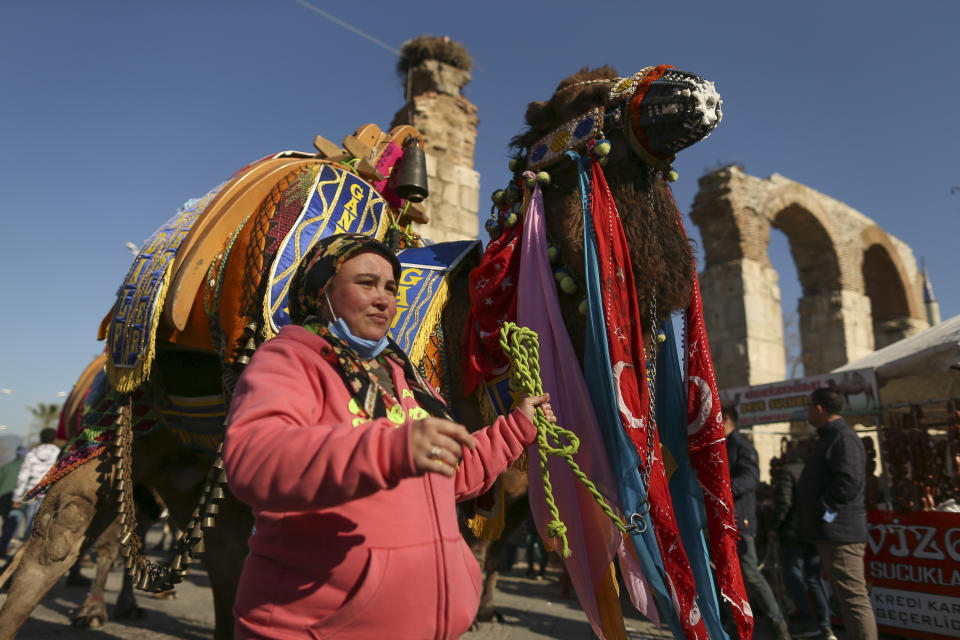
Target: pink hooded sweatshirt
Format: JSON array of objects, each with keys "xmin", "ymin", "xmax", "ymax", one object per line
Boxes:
[{"xmin": 224, "ymin": 325, "xmax": 536, "ymax": 639}]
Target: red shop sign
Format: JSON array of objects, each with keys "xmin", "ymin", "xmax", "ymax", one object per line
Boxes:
[{"xmin": 866, "ymin": 510, "xmax": 960, "ymax": 639}]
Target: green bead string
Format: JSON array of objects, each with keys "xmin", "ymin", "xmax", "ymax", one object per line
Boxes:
[{"xmin": 499, "ymin": 322, "xmax": 631, "ymax": 557}]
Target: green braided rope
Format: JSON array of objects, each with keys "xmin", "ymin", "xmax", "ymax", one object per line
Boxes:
[{"xmin": 499, "ymin": 322, "xmax": 630, "ymax": 557}]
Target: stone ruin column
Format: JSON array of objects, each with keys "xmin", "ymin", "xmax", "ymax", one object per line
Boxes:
[
  {"xmin": 392, "ymin": 36, "xmax": 480, "ymax": 243},
  {"xmin": 691, "ymin": 169, "xmax": 787, "ymax": 389},
  {"xmin": 797, "ymin": 290, "xmax": 875, "ymax": 374}
]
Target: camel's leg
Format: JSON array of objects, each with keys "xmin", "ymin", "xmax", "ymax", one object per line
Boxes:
[
  {"xmin": 477, "ymin": 540, "xmax": 502, "ymax": 622},
  {"xmin": 0, "ymin": 455, "xmax": 116, "ymax": 640},
  {"xmin": 144, "ymin": 431, "xmax": 250, "ymax": 640},
  {"xmin": 111, "ymin": 565, "xmax": 146, "ymax": 621},
  {"xmin": 473, "ymin": 468, "xmax": 531, "ymax": 624},
  {"xmin": 196, "ymin": 490, "xmax": 253, "ymax": 640},
  {"xmin": 71, "ymin": 519, "xmax": 121, "ymax": 628}
]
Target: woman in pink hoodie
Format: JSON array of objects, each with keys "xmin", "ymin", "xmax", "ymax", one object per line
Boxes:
[{"xmin": 224, "ymin": 234, "xmax": 550, "ymax": 639}]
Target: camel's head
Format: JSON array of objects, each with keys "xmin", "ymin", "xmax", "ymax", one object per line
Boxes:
[
  {"xmin": 513, "ymin": 65, "xmax": 722, "ymax": 174},
  {"xmin": 621, "ymin": 66, "xmax": 722, "ymax": 167},
  {"xmin": 503, "ymin": 65, "xmax": 723, "ymax": 328}
]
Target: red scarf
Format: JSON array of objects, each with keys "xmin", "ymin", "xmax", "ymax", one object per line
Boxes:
[
  {"xmin": 682, "ymin": 227, "xmax": 754, "ymax": 640},
  {"xmin": 589, "ymin": 158, "xmax": 706, "ymax": 639},
  {"xmin": 462, "ymin": 191, "xmax": 523, "ymax": 394}
]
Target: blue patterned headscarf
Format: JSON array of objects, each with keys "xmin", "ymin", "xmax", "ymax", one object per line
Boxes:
[{"xmin": 288, "ymin": 233, "xmax": 401, "ymax": 325}]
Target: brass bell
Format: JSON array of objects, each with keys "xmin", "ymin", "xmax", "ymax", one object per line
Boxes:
[
  {"xmin": 390, "ymin": 137, "xmax": 429, "ymax": 203},
  {"xmin": 138, "ymin": 571, "xmax": 151, "ymax": 591}
]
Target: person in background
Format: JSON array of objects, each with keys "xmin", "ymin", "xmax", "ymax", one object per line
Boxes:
[
  {"xmin": 0, "ymin": 445, "xmax": 28, "ymax": 557},
  {"xmin": 798, "ymin": 388, "xmax": 877, "ymax": 640},
  {"xmin": 773, "ymin": 439, "xmax": 835, "ymax": 640},
  {"xmin": 724, "ymin": 407, "xmax": 791, "ymax": 640},
  {"xmin": 12, "ymin": 428, "xmax": 60, "ymax": 541},
  {"xmin": 224, "ymin": 233, "xmax": 554, "ymax": 639}
]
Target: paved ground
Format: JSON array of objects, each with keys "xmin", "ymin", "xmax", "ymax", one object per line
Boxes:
[{"xmin": 1, "ymin": 527, "xmax": 884, "ymax": 639}]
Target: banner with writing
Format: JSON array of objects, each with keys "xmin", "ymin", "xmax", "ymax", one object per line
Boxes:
[
  {"xmin": 717, "ymin": 368, "xmax": 879, "ymax": 426},
  {"xmin": 866, "ymin": 509, "xmax": 960, "ymax": 639}
]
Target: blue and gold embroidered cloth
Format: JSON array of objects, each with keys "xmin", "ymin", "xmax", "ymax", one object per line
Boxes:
[
  {"xmin": 391, "ymin": 240, "xmax": 479, "ymax": 358},
  {"xmin": 266, "ymin": 164, "xmax": 388, "ymax": 333},
  {"xmin": 107, "ymin": 184, "xmax": 225, "ymax": 390}
]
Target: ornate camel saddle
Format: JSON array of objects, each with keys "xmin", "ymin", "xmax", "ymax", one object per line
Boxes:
[{"xmin": 32, "ymin": 123, "xmax": 475, "ymax": 501}]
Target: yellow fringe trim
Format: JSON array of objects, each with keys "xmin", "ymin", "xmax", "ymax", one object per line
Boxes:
[
  {"xmin": 108, "ymin": 262, "xmax": 174, "ymax": 393},
  {"xmin": 477, "ymin": 385, "xmax": 498, "ymax": 425},
  {"xmin": 464, "ymin": 383, "xmax": 514, "ymax": 540},
  {"xmin": 407, "ymin": 279, "xmax": 449, "ymax": 368},
  {"xmin": 466, "ymin": 478, "xmax": 505, "ymax": 540}
]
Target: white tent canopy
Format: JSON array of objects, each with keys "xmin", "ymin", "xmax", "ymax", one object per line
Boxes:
[{"xmin": 834, "ymin": 314, "xmax": 960, "ymax": 408}]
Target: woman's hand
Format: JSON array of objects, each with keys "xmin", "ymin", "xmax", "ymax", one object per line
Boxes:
[
  {"xmin": 410, "ymin": 417, "xmax": 476, "ymax": 477},
  {"xmin": 518, "ymin": 393, "xmax": 555, "ymax": 424}
]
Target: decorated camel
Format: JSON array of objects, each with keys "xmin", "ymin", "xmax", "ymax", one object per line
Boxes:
[
  {"xmin": 459, "ymin": 65, "xmax": 750, "ymax": 640},
  {"xmin": 0, "ymin": 62, "xmax": 747, "ymax": 640}
]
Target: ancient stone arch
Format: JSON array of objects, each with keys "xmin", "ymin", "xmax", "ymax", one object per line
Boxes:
[{"xmin": 691, "ymin": 166, "xmax": 928, "ymax": 389}]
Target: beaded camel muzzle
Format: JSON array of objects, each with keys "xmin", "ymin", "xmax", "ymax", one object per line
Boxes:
[
  {"xmin": 524, "ymin": 65, "xmax": 723, "ymax": 175},
  {"xmin": 624, "ymin": 66, "xmax": 723, "ymax": 167}
]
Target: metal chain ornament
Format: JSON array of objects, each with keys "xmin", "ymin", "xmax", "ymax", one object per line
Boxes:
[{"xmin": 113, "ymin": 398, "xmax": 229, "ymax": 592}]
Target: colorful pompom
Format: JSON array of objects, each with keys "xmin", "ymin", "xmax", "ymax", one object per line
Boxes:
[
  {"xmin": 547, "ymin": 245, "xmax": 559, "ymax": 263},
  {"xmin": 560, "ymin": 276, "xmax": 577, "ymax": 295},
  {"xmin": 509, "ymin": 157, "xmax": 525, "ymax": 173},
  {"xmin": 525, "ymin": 175, "xmax": 537, "ymax": 189},
  {"xmin": 577, "ymin": 298, "xmax": 588, "ymax": 315},
  {"xmin": 554, "ymin": 267, "xmax": 569, "ymax": 283},
  {"xmin": 666, "ymin": 169, "xmax": 679, "ymax": 182},
  {"xmin": 485, "ymin": 218, "xmax": 502, "ymax": 237},
  {"xmin": 504, "ymin": 185, "xmax": 521, "ymax": 204},
  {"xmin": 491, "ymin": 189, "xmax": 505, "ymax": 205},
  {"xmin": 536, "ymin": 171, "xmax": 551, "ymax": 185},
  {"xmin": 594, "ymin": 139, "xmax": 611, "ymax": 157},
  {"xmin": 657, "ymin": 330, "xmax": 666, "ymax": 343},
  {"xmin": 503, "ymin": 211, "xmax": 519, "ymax": 228}
]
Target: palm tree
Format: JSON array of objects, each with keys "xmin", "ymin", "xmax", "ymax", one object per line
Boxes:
[{"xmin": 26, "ymin": 402, "xmax": 61, "ymax": 443}]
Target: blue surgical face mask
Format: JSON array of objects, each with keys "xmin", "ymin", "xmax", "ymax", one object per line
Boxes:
[{"xmin": 324, "ymin": 293, "xmax": 390, "ymax": 359}]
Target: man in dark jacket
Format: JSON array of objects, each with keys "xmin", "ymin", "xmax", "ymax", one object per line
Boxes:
[
  {"xmin": 797, "ymin": 388, "xmax": 877, "ymax": 640},
  {"xmin": 724, "ymin": 408, "xmax": 791, "ymax": 640},
  {"xmin": 773, "ymin": 439, "xmax": 834, "ymax": 640}
]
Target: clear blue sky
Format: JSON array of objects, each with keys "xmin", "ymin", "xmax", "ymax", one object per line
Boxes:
[{"xmin": 1, "ymin": 1, "xmax": 957, "ymax": 436}]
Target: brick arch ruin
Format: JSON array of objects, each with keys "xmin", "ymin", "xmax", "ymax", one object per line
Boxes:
[{"xmin": 690, "ymin": 166, "xmax": 928, "ymax": 389}]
